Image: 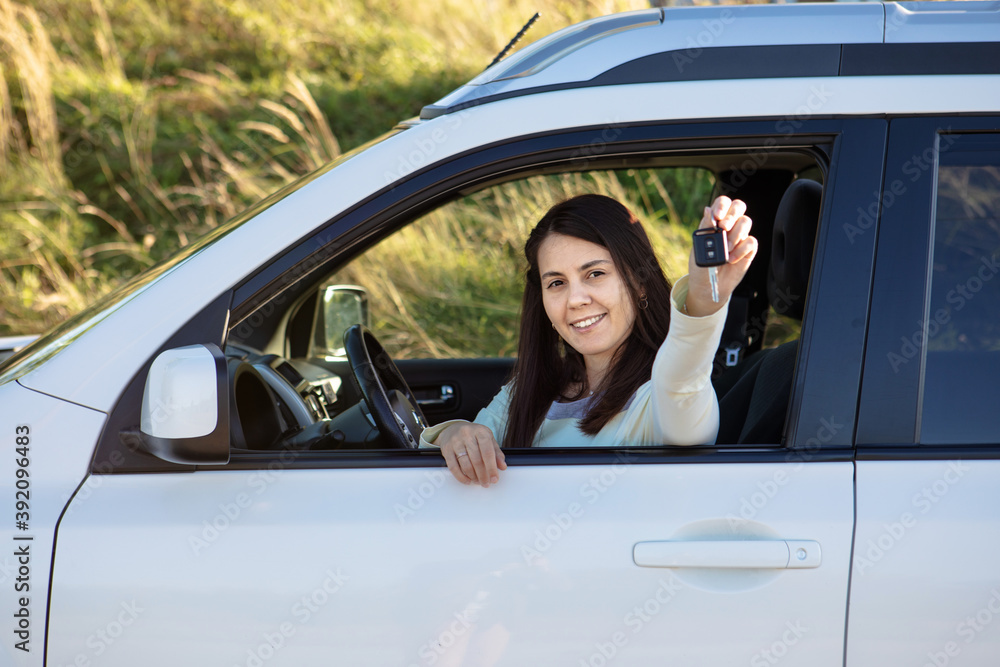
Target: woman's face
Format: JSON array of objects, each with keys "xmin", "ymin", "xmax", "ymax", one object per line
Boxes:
[{"xmin": 537, "ymin": 233, "xmax": 637, "ymax": 375}]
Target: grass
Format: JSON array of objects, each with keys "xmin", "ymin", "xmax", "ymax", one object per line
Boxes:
[
  {"xmin": 3, "ymin": 0, "xmax": 801, "ymax": 360},
  {"xmin": 0, "ymin": 0, "xmax": 646, "ymax": 337}
]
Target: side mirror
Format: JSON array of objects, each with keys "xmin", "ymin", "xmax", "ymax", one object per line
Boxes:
[
  {"xmin": 317, "ymin": 284, "xmax": 370, "ymax": 358},
  {"xmin": 139, "ymin": 343, "xmax": 230, "ymax": 465}
]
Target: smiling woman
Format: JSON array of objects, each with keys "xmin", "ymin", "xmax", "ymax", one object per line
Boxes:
[
  {"xmin": 421, "ymin": 193, "xmax": 756, "ymax": 486},
  {"xmin": 539, "ymin": 222, "xmax": 641, "ymax": 388}
]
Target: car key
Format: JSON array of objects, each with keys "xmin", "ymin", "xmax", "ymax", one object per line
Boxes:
[{"xmin": 692, "ymin": 226, "xmax": 728, "ymax": 303}]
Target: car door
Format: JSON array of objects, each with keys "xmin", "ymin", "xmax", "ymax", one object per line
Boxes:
[
  {"xmin": 848, "ymin": 117, "xmax": 1000, "ymax": 666},
  {"xmin": 45, "ymin": 119, "xmax": 885, "ymax": 666}
]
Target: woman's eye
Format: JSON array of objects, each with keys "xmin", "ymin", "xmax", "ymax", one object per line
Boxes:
[
  {"xmin": 546, "ymin": 279, "xmax": 564, "ymax": 289},
  {"xmin": 588, "ymin": 270, "xmax": 605, "ymax": 279}
]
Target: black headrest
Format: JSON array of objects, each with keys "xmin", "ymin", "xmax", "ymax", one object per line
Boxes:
[{"xmin": 768, "ymin": 179, "xmax": 822, "ymax": 321}]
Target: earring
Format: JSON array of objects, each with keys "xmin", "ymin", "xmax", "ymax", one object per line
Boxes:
[
  {"xmin": 639, "ymin": 294, "xmax": 648, "ymax": 310},
  {"xmin": 552, "ymin": 323, "xmax": 557, "ymax": 329}
]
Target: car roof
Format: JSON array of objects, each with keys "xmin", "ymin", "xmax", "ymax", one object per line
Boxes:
[{"xmin": 422, "ymin": 0, "xmax": 1000, "ymax": 119}]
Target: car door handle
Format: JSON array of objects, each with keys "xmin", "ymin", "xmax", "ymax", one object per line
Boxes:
[
  {"xmin": 633, "ymin": 540, "xmax": 821, "ymax": 569},
  {"xmin": 415, "ymin": 384, "xmax": 456, "ymax": 408}
]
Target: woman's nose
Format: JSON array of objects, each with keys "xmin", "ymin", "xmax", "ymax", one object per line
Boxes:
[{"xmin": 568, "ymin": 280, "xmax": 592, "ymax": 308}]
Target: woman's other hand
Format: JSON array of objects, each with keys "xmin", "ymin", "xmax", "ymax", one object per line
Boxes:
[
  {"xmin": 436, "ymin": 422, "xmax": 507, "ymax": 487},
  {"xmin": 686, "ymin": 196, "xmax": 757, "ymax": 317}
]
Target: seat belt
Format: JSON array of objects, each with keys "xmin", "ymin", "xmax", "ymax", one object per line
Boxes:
[{"xmin": 714, "ymin": 295, "xmax": 749, "ymax": 373}]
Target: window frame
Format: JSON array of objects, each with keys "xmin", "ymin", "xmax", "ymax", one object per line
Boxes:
[
  {"xmin": 93, "ymin": 118, "xmax": 888, "ymax": 473},
  {"xmin": 856, "ymin": 115, "xmax": 1000, "ymax": 458}
]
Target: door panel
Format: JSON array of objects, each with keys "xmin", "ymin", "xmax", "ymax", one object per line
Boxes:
[
  {"xmin": 848, "ymin": 460, "xmax": 1000, "ymax": 666},
  {"xmin": 48, "ymin": 461, "xmax": 853, "ymax": 666},
  {"xmin": 850, "ymin": 119, "xmax": 1000, "ymax": 666},
  {"xmin": 396, "ymin": 358, "xmax": 513, "ymax": 424}
]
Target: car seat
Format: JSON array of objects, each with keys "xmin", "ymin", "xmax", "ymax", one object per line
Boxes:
[{"xmin": 715, "ymin": 178, "xmax": 821, "ymax": 444}]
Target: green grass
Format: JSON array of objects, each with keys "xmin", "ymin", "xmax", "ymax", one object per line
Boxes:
[
  {"xmin": 0, "ymin": 0, "xmax": 802, "ymax": 357},
  {"xmin": 1, "ymin": 0, "xmax": 648, "ymax": 336},
  {"xmin": 3, "ymin": 0, "xmax": 805, "ymax": 363}
]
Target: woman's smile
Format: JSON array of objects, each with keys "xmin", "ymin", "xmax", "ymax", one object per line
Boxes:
[{"xmin": 570, "ymin": 313, "xmax": 606, "ymax": 330}]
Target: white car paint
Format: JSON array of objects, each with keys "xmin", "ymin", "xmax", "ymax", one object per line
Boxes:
[
  {"xmin": 0, "ymin": 382, "xmax": 106, "ymax": 663},
  {"xmin": 847, "ymin": 461, "xmax": 1000, "ymax": 666},
  {"xmin": 47, "ymin": 462, "xmax": 853, "ymax": 666}
]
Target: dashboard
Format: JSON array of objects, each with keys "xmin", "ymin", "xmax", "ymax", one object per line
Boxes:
[{"xmin": 224, "ymin": 343, "xmax": 382, "ymax": 451}]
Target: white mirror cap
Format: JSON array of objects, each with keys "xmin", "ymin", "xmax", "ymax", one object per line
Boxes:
[{"xmin": 141, "ymin": 345, "xmax": 219, "ymax": 439}]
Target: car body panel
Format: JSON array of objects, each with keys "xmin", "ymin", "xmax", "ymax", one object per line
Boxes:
[
  {"xmin": 0, "ymin": 381, "xmax": 106, "ymax": 663},
  {"xmin": 883, "ymin": 0, "xmax": 1000, "ymax": 43},
  {"xmin": 847, "ymin": 460, "xmax": 1000, "ymax": 665},
  {"xmin": 47, "ymin": 462, "xmax": 852, "ymax": 666},
  {"xmin": 848, "ymin": 115, "xmax": 1000, "ymax": 664}
]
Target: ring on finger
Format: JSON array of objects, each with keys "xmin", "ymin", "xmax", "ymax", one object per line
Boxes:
[{"xmin": 456, "ymin": 450, "xmax": 469, "ymax": 459}]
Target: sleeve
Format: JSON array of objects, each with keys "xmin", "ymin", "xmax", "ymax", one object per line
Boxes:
[
  {"xmin": 418, "ymin": 383, "xmax": 512, "ymax": 448},
  {"xmin": 651, "ymin": 274, "xmax": 729, "ymax": 445}
]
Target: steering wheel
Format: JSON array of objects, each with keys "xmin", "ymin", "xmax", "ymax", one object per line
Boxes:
[
  {"xmin": 343, "ymin": 325, "xmax": 428, "ymax": 449},
  {"xmin": 227, "ymin": 359, "xmax": 286, "ymax": 450}
]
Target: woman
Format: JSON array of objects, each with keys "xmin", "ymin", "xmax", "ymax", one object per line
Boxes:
[{"xmin": 420, "ymin": 193, "xmax": 756, "ymax": 486}]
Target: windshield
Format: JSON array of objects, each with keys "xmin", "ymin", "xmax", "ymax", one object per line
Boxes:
[{"xmin": 0, "ymin": 129, "xmax": 403, "ymax": 383}]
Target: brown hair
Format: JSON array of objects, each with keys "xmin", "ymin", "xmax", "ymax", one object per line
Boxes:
[{"xmin": 503, "ymin": 194, "xmax": 673, "ymax": 448}]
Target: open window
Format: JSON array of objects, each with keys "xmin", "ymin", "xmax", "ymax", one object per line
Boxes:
[{"xmin": 223, "ymin": 142, "xmax": 828, "ymax": 454}]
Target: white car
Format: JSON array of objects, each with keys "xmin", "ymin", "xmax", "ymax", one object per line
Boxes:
[{"xmin": 3, "ymin": 2, "xmax": 1000, "ymax": 665}]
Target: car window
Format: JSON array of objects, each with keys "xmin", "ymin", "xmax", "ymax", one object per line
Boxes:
[
  {"xmin": 321, "ymin": 168, "xmax": 711, "ymax": 360},
  {"xmin": 218, "ymin": 135, "xmax": 835, "ymax": 458},
  {"xmin": 920, "ymin": 133, "xmax": 1000, "ymax": 444}
]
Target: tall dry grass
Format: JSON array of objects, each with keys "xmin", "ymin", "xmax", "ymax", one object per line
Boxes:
[{"xmin": 0, "ymin": 0, "xmax": 647, "ymax": 337}]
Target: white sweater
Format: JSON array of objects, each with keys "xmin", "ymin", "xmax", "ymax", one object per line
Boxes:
[{"xmin": 420, "ymin": 275, "xmax": 727, "ymax": 447}]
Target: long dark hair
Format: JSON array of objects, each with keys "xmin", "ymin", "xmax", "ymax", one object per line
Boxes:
[{"xmin": 503, "ymin": 194, "xmax": 673, "ymax": 448}]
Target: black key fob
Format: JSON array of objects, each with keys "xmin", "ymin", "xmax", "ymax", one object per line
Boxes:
[{"xmin": 693, "ymin": 227, "xmax": 729, "ymax": 267}]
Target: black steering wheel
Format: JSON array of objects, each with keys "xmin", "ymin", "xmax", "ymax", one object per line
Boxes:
[{"xmin": 343, "ymin": 325, "xmax": 428, "ymax": 449}]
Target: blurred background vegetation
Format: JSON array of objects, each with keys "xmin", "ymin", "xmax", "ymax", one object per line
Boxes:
[
  {"xmin": 331, "ymin": 167, "xmax": 714, "ymax": 359},
  {"xmin": 1, "ymin": 0, "xmax": 663, "ymax": 338}
]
